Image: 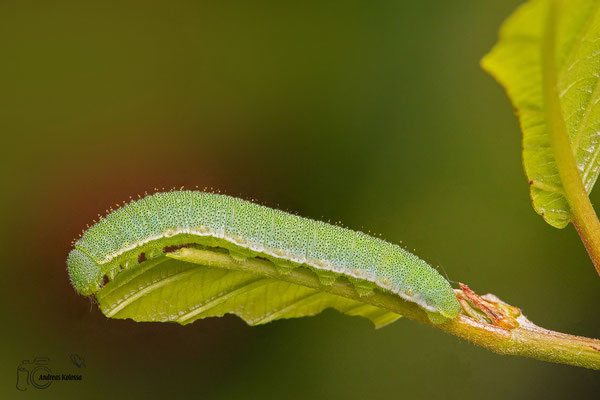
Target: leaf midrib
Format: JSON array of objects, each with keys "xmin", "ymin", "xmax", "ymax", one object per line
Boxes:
[{"xmin": 559, "ymin": 2, "xmax": 600, "ymax": 167}]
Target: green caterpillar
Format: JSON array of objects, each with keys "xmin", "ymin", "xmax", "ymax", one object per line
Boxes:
[{"xmin": 67, "ymin": 191, "xmax": 461, "ymax": 322}]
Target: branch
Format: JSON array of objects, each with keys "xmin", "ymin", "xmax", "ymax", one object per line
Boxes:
[{"xmin": 169, "ymin": 247, "xmax": 600, "ymax": 370}]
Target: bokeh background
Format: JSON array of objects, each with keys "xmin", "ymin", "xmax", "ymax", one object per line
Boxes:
[{"xmin": 2, "ymin": 0, "xmax": 599, "ymax": 398}]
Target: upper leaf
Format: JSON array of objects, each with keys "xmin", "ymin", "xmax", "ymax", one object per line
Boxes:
[{"xmin": 482, "ymin": 0, "xmax": 600, "ymax": 228}]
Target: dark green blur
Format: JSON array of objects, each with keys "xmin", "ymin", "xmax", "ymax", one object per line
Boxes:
[{"xmin": 1, "ymin": 0, "xmax": 599, "ymax": 398}]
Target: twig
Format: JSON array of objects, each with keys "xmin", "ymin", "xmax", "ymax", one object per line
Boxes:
[{"xmin": 168, "ymin": 247, "xmax": 600, "ymax": 370}]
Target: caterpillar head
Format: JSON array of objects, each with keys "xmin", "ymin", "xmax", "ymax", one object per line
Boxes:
[{"xmin": 67, "ymin": 249, "xmax": 103, "ymax": 296}]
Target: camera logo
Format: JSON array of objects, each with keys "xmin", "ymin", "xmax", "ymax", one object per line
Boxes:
[
  {"xmin": 16, "ymin": 357, "xmax": 53, "ymax": 391},
  {"xmin": 70, "ymin": 354, "xmax": 85, "ymax": 369}
]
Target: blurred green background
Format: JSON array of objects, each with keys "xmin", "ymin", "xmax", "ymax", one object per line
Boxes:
[{"xmin": 2, "ymin": 0, "xmax": 599, "ymax": 398}]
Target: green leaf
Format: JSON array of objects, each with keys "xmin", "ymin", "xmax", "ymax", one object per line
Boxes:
[
  {"xmin": 482, "ymin": 0, "xmax": 600, "ymax": 228},
  {"xmin": 96, "ymin": 248, "xmax": 404, "ymax": 328}
]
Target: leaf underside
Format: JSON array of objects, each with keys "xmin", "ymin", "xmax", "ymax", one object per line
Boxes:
[
  {"xmin": 482, "ymin": 0, "xmax": 600, "ymax": 228},
  {"xmin": 95, "ymin": 251, "xmax": 401, "ymax": 328}
]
